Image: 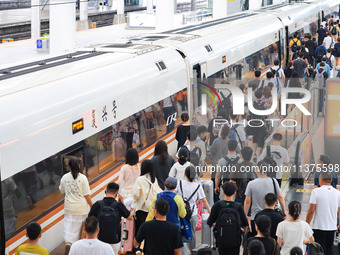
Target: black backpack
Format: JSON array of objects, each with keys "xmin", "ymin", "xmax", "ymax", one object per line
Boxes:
[
  {"xmin": 179, "ymin": 181, "xmax": 200, "ymax": 220},
  {"xmin": 332, "ymin": 26, "xmax": 337, "ymax": 35},
  {"xmin": 291, "ymin": 39, "xmax": 299, "ymax": 52},
  {"xmin": 214, "ymin": 202, "xmax": 242, "ymax": 248},
  {"xmin": 97, "ymin": 200, "xmax": 121, "ymax": 244},
  {"xmin": 250, "ymin": 100, "xmax": 267, "ymax": 126},
  {"xmin": 222, "ymin": 156, "xmax": 240, "ymax": 182},
  {"xmin": 326, "ymin": 56, "xmax": 333, "ymax": 69},
  {"xmin": 336, "ymin": 46, "xmax": 340, "ymax": 56},
  {"xmin": 316, "ymin": 47, "xmax": 325, "ymax": 60},
  {"xmin": 263, "ymin": 146, "xmax": 277, "ymax": 178},
  {"xmin": 218, "ymin": 91, "xmax": 232, "ymax": 113}
]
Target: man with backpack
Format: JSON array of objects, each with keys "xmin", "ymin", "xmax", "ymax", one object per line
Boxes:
[
  {"xmin": 293, "ymin": 52, "xmax": 309, "ymax": 78},
  {"xmin": 313, "ymin": 62, "xmax": 329, "ymax": 112},
  {"xmin": 330, "ymin": 22, "xmax": 339, "ymax": 42},
  {"xmin": 315, "ymin": 56, "xmax": 331, "ymax": 77},
  {"xmin": 207, "ymin": 181, "xmax": 248, "ymax": 255},
  {"xmin": 290, "ymin": 34, "xmax": 301, "ymax": 57},
  {"xmin": 229, "ymin": 114, "xmax": 247, "ymax": 152},
  {"xmin": 305, "ymin": 34, "xmax": 317, "ymax": 66},
  {"xmin": 88, "ymin": 182, "xmax": 133, "ymax": 254},
  {"xmin": 270, "ymin": 60, "xmax": 286, "ymax": 85},
  {"xmin": 324, "ymin": 49, "xmax": 335, "ymax": 78},
  {"xmin": 195, "ymin": 125, "xmax": 208, "ymax": 167},
  {"xmin": 229, "ymin": 146, "xmax": 257, "ymax": 206},
  {"xmin": 248, "ymin": 90, "xmax": 268, "ymax": 161},
  {"xmin": 317, "ymin": 25, "xmax": 327, "ymax": 46},
  {"xmin": 146, "ymin": 176, "xmax": 187, "ymax": 226},
  {"xmin": 214, "ymin": 139, "xmax": 242, "ymax": 199},
  {"xmin": 315, "ymin": 43, "xmax": 327, "ymax": 64},
  {"xmin": 244, "ymin": 161, "xmax": 286, "ymax": 237},
  {"xmin": 258, "ymin": 133, "xmax": 290, "ymax": 187}
]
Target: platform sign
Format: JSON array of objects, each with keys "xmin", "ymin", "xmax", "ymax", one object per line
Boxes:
[
  {"xmin": 326, "ymin": 80, "xmax": 340, "ymax": 137},
  {"xmin": 36, "ymin": 39, "xmax": 42, "ymax": 49}
]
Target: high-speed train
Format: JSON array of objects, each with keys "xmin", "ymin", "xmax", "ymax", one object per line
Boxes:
[{"xmin": 0, "ymin": 0, "xmax": 339, "ymax": 254}]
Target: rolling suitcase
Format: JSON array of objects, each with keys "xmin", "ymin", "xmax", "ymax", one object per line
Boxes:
[
  {"xmin": 192, "ymin": 244, "xmax": 211, "ymax": 255},
  {"xmin": 201, "ymin": 213, "xmax": 219, "ymax": 255},
  {"xmin": 200, "ymin": 180, "xmax": 214, "ymax": 207},
  {"xmin": 119, "ymin": 218, "xmax": 135, "ymax": 254}
]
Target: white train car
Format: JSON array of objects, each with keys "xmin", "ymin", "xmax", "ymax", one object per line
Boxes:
[{"xmin": 0, "ymin": 0, "xmax": 339, "ymax": 253}]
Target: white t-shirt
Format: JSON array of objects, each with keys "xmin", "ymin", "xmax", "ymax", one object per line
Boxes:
[
  {"xmin": 259, "ymin": 145, "xmax": 290, "ymax": 179},
  {"xmin": 323, "ymin": 36, "xmax": 334, "ymax": 49},
  {"xmin": 309, "ymin": 185, "xmax": 340, "ymax": 231},
  {"xmin": 271, "ymin": 66, "xmax": 285, "ymax": 80},
  {"xmin": 169, "ymin": 161, "xmax": 193, "ymax": 181},
  {"xmin": 69, "ymin": 238, "xmax": 115, "ymax": 255},
  {"xmin": 177, "ymin": 180, "xmax": 205, "ymax": 216},
  {"xmin": 276, "ymin": 221, "xmax": 313, "ymax": 255},
  {"xmin": 59, "ymin": 172, "xmax": 91, "ymax": 215}
]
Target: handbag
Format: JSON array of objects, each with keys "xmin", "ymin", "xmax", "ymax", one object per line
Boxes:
[
  {"xmin": 195, "ymin": 200, "xmax": 203, "ymax": 231},
  {"xmin": 180, "ymin": 217, "xmax": 193, "ymax": 243}
]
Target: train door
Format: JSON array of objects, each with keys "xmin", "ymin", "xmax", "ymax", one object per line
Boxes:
[
  {"xmin": 278, "ymin": 28, "xmax": 284, "ymax": 66},
  {"xmin": 284, "ymin": 26, "xmax": 289, "ymax": 66}
]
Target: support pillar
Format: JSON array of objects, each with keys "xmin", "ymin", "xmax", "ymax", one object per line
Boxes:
[
  {"xmin": 191, "ymin": 0, "xmax": 196, "ymax": 11},
  {"xmin": 79, "ymin": 0, "xmax": 89, "ymax": 30},
  {"xmin": 50, "ymin": 0, "xmax": 76, "ymax": 54},
  {"xmin": 31, "ymin": 0, "xmax": 40, "ymax": 39},
  {"xmin": 213, "ymin": 0, "xmax": 227, "ymax": 20},
  {"xmin": 147, "ymin": 0, "xmax": 153, "ymax": 13},
  {"xmin": 248, "ymin": 0, "xmax": 262, "ymax": 10},
  {"xmin": 156, "ymin": 0, "xmax": 175, "ymax": 32},
  {"xmin": 114, "ymin": 0, "xmax": 125, "ymax": 24}
]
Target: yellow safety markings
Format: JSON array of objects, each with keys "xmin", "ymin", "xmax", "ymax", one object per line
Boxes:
[{"xmin": 296, "ymin": 189, "xmax": 312, "ymax": 193}]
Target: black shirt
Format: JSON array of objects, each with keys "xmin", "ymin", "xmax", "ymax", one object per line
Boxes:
[
  {"xmin": 135, "ymin": 220, "xmax": 183, "ymax": 255},
  {"xmin": 317, "ymin": 28, "xmax": 326, "ymax": 41},
  {"xmin": 88, "ymin": 197, "xmax": 130, "ymax": 243},
  {"xmin": 207, "ymin": 200, "xmax": 248, "ymax": 228},
  {"xmin": 293, "ymin": 58, "xmax": 307, "ymax": 78},
  {"xmin": 255, "ymin": 209, "xmax": 284, "ymax": 240},
  {"xmin": 175, "ymin": 125, "xmax": 192, "ymax": 150},
  {"xmin": 305, "ymin": 39, "xmax": 316, "ymax": 56},
  {"xmin": 151, "ymin": 155, "xmax": 176, "ymax": 189},
  {"xmin": 244, "ymin": 236, "xmax": 280, "ymax": 255}
]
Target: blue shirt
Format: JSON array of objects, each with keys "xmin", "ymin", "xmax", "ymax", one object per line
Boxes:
[{"xmin": 316, "ymin": 62, "xmax": 331, "ymax": 76}]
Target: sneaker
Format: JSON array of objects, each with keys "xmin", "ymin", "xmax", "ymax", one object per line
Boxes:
[
  {"xmin": 65, "ymin": 242, "xmax": 71, "ymax": 255},
  {"xmin": 136, "ymin": 251, "xmax": 142, "ymax": 255}
]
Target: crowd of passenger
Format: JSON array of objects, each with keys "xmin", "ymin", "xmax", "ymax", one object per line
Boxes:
[{"xmin": 15, "ymin": 15, "xmax": 340, "ymax": 255}]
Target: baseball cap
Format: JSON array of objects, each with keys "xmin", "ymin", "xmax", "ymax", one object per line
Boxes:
[{"xmin": 165, "ymin": 177, "xmax": 178, "ymax": 189}]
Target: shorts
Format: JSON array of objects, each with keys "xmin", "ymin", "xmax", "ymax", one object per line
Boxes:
[{"xmin": 251, "ymin": 126, "xmax": 266, "ymax": 148}]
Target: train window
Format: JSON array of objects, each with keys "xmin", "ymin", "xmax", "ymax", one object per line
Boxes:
[
  {"xmin": 204, "ymin": 45, "xmax": 213, "ymax": 53},
  {"xmin": 155, "ymin": 61, "xmax": 167, "ymax": 71}
]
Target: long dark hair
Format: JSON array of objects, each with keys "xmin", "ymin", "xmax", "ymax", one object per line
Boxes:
[
  {"xmin": 68, "ymin": 157, "xmax": 81, "ymax": 180},
  {"xmin": 255, "ymin": 215, "xmax": 271, "ymax": 237},
  {"xmin": 178, "ymin": 147, "xmax": 189, "ymax": 165},
  {"xmin": 125, "ymin": 148, "xmax": 139, "ymax": 166},
  {"xmin": 154, "ymin": 140, "xmax": 169, "ymax": 165},
  {"xmin": 288, "ymin": 201, "xmax": 301, "ymax": 220},
  {"xmin": 140, "ymin": 159, "xmax": 156, "ymax": 183}
]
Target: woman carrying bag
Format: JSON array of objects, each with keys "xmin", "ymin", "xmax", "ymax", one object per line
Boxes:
[{"xmin": 133, "ymin": 159, "xmax": 162, "ymax": 234}]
